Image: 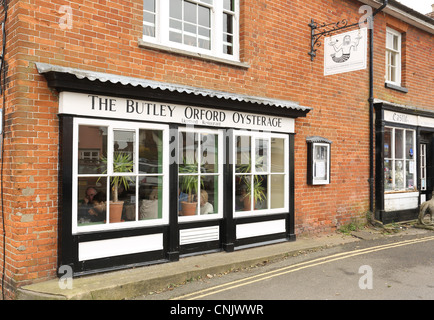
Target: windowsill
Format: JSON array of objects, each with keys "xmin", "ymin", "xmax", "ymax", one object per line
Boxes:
[
  {"xmin": 138, "ymin": 39, "xmax": 250, "ymax": 69},
  {"xmin": 385, "ymin": 82, "xmax": 408, "ymax": 93}
]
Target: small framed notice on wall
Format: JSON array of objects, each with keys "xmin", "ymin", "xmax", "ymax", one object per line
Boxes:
[{"xmin": 306, "ymin": 136, "xmax": 331, "ymax": 185}]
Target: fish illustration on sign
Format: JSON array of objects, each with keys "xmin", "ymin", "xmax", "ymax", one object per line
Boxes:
[{"xmin": 328, "ymin": 34, "xmax": 363, "ymax": 63}]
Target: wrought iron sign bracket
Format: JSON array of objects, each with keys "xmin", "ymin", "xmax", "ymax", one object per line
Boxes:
[{"xmin": 308, "ymin": 18, "xmax": 361, "ymax": 61}]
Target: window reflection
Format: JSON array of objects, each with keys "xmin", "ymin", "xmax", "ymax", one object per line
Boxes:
[
  {"xmin": 77, "ymin": 124, "xmax": 165, "ymax": 228},
  {"xmin": 77, "ymin": 177, "xmax": 107, "ymax": 226},
  {"xmin": 178, "ymin": 130, "xmax": 220, "ymax": 217},
  {"xmin": 78, "ymin": 125, "xmax": 107, "ymax": 174}
]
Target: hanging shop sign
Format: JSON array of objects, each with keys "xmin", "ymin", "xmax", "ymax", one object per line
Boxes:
[
  {"xmin": 59, "ymin": 92, "xmax": 295, "ymax": 133},
  {"xmin": 324, "ymin": 27, "xmax": 367, "ymax": 76}
]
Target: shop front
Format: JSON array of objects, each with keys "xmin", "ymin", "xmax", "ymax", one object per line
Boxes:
[
  {"xmin": 36, "ymin": 63, "xmax": 311, "ymax": 276},
  {"xmin": 375, "ymin": 101, "xmax": 434, "ymax": 224}
]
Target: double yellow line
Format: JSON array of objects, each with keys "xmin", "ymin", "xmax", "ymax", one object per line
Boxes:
[{"xmin": 172, "ymin": 235, "xmax": 434, "ymax": 300}]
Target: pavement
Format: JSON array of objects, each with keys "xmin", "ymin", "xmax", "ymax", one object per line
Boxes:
[{"xmin": 16, "ymin": 222, "xmax": 431, "ymax": 300}]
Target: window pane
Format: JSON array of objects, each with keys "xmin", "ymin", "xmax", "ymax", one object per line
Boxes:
[
  {"xmin": 169, "ymin": 31, "xmax": 182, "ymax": 43},
  {"xmin": 254, "ymin": 175, "xmax": 268, "ymax": 211},
  {"xmin": 384, "ymin": 127, "xmax": 392, "ymax": 158},
  {"xmin": 271, "ymin": 138, "xmax": 284, "ymax": 172},
  {"xmin": 113, "ymin": 130, "xmax": 135, "ymax": 173},
  {"xmin": 109, "ymin": 175, "xmax": 134, "ymax": 223},
  {"xmin": 395, "ymin": 129, "xmax": 403, "ymax": 159},
  {"xmin": 78, "ymin": 125, "xmax": 107, "ymax": 174},
  {"xmin": 392, "ymin": 35, "xmax": 399, "ymax": 51},
  {"xmin": 144, "ymin": 0, "xmax": 155, "ymax": 12},
  {"xmin": 184, "ymin": 1, "xmax": 197, "ymax": 23},
  {"xmin": 200, "ymin": 175, "xmax": 218, "ymax": 214},
  {"xmin": 184, "ymin": 22, "xmax": 196, "ymax": 34},
  {"xmin": 198, "ymin": 5, "xmax": 210, "ymax": 27},
  {"xmin": 390, "ymin": 52, "xmax": 396, "ymax": 67},
  {"xmin": 224, "ymin": 0, "xmax": 234, "ymax": 11},
  {"xmin": 405, "ymin": 130, "xmax": 414, "ymax": 160},
  {"xmin": 199, "ymin": 37, "xmax": 211, "ymax": 50},
  {"xmin": 179, "ymin": 175, "xmax": 198, "ymax": 216},
  {"xmin": 255, "ymin": 138, "xmax": 268, "ymax": 172},
  {"xmin": 406, "ymin": 160, "xmax": 414, "ymax": 190},
  {"xmin": 223, "ymin": 13, "xmax": 233, "ymax": 33},
  {"xmin": 270, "ymin": 174, "xmax": 285, "ymax": 209},
  {"xmin": 395, "ymin": 160, "xmax": 404, "ymax": 190},
  {"xmin": 139, "ymin": 129, "xmax": 163, "ymax": 174},
  {"xmin": 184, "ymin": 34, "xmax": 197, "ymax": 47},
  {"xmin": 170, "ymin": 0, "xmax": 182, "ymax": 20},
  {"xmin": 384, "ymin": 159, "xmax": 392, "ymax": 191},
  {"xmin": 200, "ymin": 133, "xmax": 218, "ymax": 173},
  {"xmin": 235, "ymin": 175, "xmax": 251, "ymax": 212},
  {"xmin": 139, "ymin": 176, "xmax": 162, "ymax": 220},
  {"xmin": 143, "ymin": 11, "xmax": 155, "ymax": 24},
  {"xmin": 386, "ymin": 32, "xmax": 393, "ymax": 49},
  {"xmin": 78, "ymin": 177, "xmax": 107, "ymax": 225},
  {"xmin": 143, "ymin": 25, "xmax": 155, "ymax": 37},
  {"xmin": 179, "ymin": 132, "xmax": 198, "ymax": 173},
  {"xmin": 235, "ymin": 136, "xmax": 251, "ymax": 173}
]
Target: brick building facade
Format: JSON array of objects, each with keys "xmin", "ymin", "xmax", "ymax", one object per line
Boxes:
[{"xmin": 0, "ymin": 0, "xmax": 433, "ymax": 299}]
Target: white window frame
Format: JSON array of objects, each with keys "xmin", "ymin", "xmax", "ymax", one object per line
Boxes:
[
  {"xmin": 178, "ymin": 127, "xmax": 224, "ymax": 222},
  {"xmin": 72, "ymin": 118, "xmax": 170, "ymax": 234},
  {"xmin": 384, "ymin": 126, "xmax": 416, "ymax": 193},
  {"xmin": 385, "ymin": 27, "xmax": 402, "ymax": 86},
  {"xmin": 142, "ymin": 0, "xmax": 240, "ymax": 61},
  {"xmin": 233, "ymin": 130, "xmax": 289, "ymax": 218}
]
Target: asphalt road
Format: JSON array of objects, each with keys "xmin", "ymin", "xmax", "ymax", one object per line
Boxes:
[{"xmin": 138, "ymin": 229, "xmax": 434, "ymax": 301}]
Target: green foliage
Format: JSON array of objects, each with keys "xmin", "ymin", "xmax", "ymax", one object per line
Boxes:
[{"xmin": 98, "ymin": 152, "xmax": 134, "ymax": 202}]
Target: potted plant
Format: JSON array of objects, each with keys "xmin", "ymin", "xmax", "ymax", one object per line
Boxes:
[
  {"xmin": 179, "ymin": 159, "xmax": 204, "ymax": 216},
  {"xmin": 99, "ymin": 152, "xmax": 134, "ymax": 222},
  {"xmin": 237, "ymin": 157, "xmax": 267, "ymax": 211}
]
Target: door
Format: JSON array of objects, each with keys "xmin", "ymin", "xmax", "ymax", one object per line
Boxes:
[{"xmin": 420, "ymin": 132, "xmax": 434, "ymax": 204}]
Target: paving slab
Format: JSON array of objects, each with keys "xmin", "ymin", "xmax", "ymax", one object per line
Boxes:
[{"xmin": 16, "ymin": 233, "xmax": 357, "ymax": 300}]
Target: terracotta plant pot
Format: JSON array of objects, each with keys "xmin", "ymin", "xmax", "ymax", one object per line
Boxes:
[
  {"xmin": 181, "ymin": 201, "xmax": 197, "ymax": 216},
  {"xmin": 109, "ymin": 201, "xmax": 124, "ymax": 223},
  {"xmin": 243, "ymin": 196, "xmax": 256, "ymax": 211}
]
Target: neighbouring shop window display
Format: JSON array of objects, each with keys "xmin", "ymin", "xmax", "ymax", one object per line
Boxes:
[
  {"xmin": 142, "ymin": 0, "xmax": 239, "ymax": 60},
  {"xmin": 73, "ymin": 119, "xmax": 169, "ymax": 232},
  {"xmin": 383, "ymin": 127, "xmax": 416, "ymax": 192},
  {"xmin": 234, "ymin": 131, "xmax": 288, "ymax": 215},
  {"xmin": 178, "ymin": 128, "xmax": 223, "ymax": 219}
]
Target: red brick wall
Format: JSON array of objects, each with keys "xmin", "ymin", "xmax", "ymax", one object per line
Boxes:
[{"xmin": 0, "ymin": 0, "xmax": 432, "ymax": 297}]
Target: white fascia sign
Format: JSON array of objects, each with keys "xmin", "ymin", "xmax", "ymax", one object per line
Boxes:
[{"xmin": 59, "ymin": 91, "xmax": 295, "ymax": 133}]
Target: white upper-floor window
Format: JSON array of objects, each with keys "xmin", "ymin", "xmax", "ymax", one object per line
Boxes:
[
  {"xmin": 385, "ymin": 27, "xmax": 402, "ymax": 86},
  {"xmin": 143, "ymin": 0, "xmax": 239, "ymax": 61}
]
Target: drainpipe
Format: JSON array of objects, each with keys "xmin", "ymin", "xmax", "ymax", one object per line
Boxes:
[{"xmin": 369, "ymin": 0, "xmax": 388, "ymax": 214}]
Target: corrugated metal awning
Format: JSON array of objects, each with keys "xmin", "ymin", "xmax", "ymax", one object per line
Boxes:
[{"xmin": 36, "ymin": 62, "xmax": 312, "ymax": 117}]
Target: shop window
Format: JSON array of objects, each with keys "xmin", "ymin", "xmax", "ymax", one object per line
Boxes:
[
  {"xmin": 178, "ymin": 128, "xmax": 223, "ymax": 220},
  {"xmin": 385, "ymin": 27, "xmax": 402, "ymax": 86},
  {"xmin": 383, "ymin": 127, "xmax": 416, "ymax": 192},
  {"xmin": 73, "ymin": 119, "xmax": 169, "ymax": 233},
  {"xmin": 234, "ymin": 131, "xmax": 288, "ymax": 216},
  {"xmin": 142, "ymin": 0, "xmax": 239, "ymax": 61}
]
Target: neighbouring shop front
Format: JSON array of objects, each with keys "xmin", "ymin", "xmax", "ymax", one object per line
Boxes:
[
  {"xmin": 375, "ymin": 101, "xmax": 434, "ymax": 224},
  {"xmin": 36, "ymin": 63, "xmax": 311, "ymax": 276}
]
